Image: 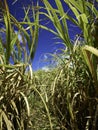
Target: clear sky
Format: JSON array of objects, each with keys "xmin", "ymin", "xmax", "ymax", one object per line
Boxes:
[{"xmin": 7, "ymin": 0, "xmax": 80, "ymax": 70}]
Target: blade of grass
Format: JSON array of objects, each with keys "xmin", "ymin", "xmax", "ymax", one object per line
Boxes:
[
  {"xmin": 2, "ymin": 110, "xmax": 13, "ymax": 130},
  {"xmin": 43, "ymin": 0, "xmax": 73, "ymax": 50},
  {"xmin": 29, "ymin": 2, "xmax": 39, "ymax": 60},
  {"xmin": 3, "ymin": 0, "xmax": 12, "ymax": 63},
  {"xmin": 20, "ymin": 92, "xmax": 30, "ymax": 117},
  {"xmin": 55, "ymin": 0, "xmax": 72, "ymax": 49}
]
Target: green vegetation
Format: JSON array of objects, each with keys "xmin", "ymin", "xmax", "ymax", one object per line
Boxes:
[{"xmin": 0, "ymin": 0, "xmax": 98, "ymax": 130}]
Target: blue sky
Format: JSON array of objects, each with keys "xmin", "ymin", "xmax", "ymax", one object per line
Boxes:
[{"xmin": 6, "ymin": 0, "xmax": 80, "ymax": 70}]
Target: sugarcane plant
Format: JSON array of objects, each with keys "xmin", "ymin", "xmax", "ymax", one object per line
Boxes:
[
  {"xmin": 38, "ymin": 0, "xmax": 98, "ymax": 129},
  {"xmin": 0, "ymin": 0, "xmax": 40, "ymax": 129}
]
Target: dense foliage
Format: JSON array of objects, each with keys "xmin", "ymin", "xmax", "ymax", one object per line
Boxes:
[{"xmin": 0, "ymin": 0, "xmax": 98, "ymax": 130}]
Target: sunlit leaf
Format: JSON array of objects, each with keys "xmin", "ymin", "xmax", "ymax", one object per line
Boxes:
[
  {"xmin": 20, "ymin": 92, "xmax": 30, "ymax": 117},
  {"xmin": 2, "ymin": 110, "xmax": 12, "ymax": 130}
]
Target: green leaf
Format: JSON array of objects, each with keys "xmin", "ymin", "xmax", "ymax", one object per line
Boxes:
[
  {"xmin": 3, "ymin": 0, "xmax": 12, "ymax": 63},
  {"xmin": 64, "ymin": 0, "xmax": 87, "ymax": 14},
  {"xmin": 43, "ymin": 0, "xmax": 73, "ymax": 50},
  {"xmin": 68, "ymin": 3, "xmax": 80, "ymax": 19},
  {"xmin": 43, "ymin": 0, "xmax": 64, "ymax": 36},
  {"xmin": 10, "ymin": 33, "xmax": 18, "ymax": 51},
  {"xmin": 86, "ymin": 2, "xmax": 98, "ymax": 16},
  {"xmin": 79, "ymin": 13, "xmax": 88, "ymax": 24},
  {"xmin": 55, "ymin": 0, "xmax": 71, "ymax": 48}
]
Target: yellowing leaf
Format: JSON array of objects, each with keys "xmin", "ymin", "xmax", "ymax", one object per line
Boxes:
[{"xmin": 2, "ymin": 110, "xmax": 12, "ymax": 130}]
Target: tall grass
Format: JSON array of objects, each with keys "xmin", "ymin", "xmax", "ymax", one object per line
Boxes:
[
  {"xmin": 0, "ymin": 0, "xmax": 40, "ymax": 129},
  {"xmin": 31, "ymin": 0, "xmax": 98, "ymax": 129},
  {"xmin": 0, "ymin": 0, "xmax": 98, "ymax": 130}
]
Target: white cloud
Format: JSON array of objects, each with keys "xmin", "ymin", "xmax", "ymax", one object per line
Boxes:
[
  {"xmin": 41, "ymin": 66, "xmax": 49, "ymax": 72},
  {"xmin": 15, "ymin": 31, "xmax": 23, "ymax": 43},
  {"xmin": 43, "ymin": 54, "xmax": 48, "ymax": 60}
]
